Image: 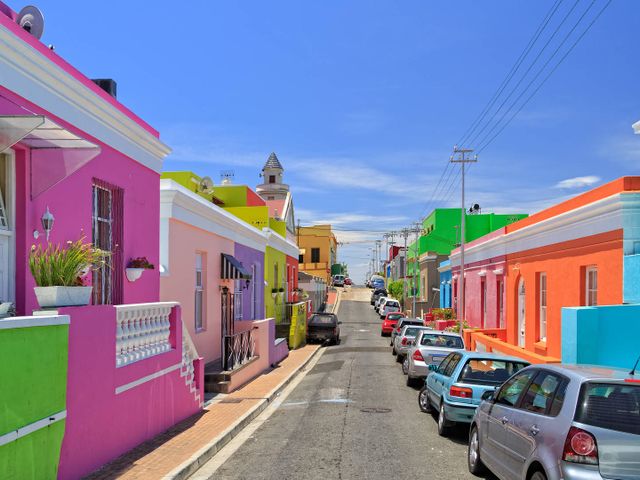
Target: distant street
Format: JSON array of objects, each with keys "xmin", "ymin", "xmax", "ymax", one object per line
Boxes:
[{"xmin": 205, "ymin": 288, "xmax": 492, "ymax": 480}]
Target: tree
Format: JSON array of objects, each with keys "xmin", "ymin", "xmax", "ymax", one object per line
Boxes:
[{"xmin": 387, "ymin": 280, "xmax": 404, "ymax": 304}]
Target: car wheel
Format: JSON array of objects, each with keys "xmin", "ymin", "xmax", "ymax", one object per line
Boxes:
[
  {"xmin": 406, "ymin": 375, "xmax": 419, "ymax": 388},
  {"xmin": 402, "ymin": 357, "xmax": 409, "ymax": 375},
  {"xmin": 468, "ymin": 425, "xmax": 486, "ymax": 475},
  {"xmin": 395, "ymin": 354, "xmax": 403, "ymax": 363},
  {"xmin": 529, "ymin": 472, "xmax": 547, "ymax": 480},
  {"xmin": 437, "ymin": 403, "xmax": 451, "ymax": 436},
  {"xmin": 391, "ymin": 346, "xmax": 396, "ymax": 355},
  {"xmin": 380, "ymin": 331, "xmax": 384, "ymax": 337},
  {"xmin": 418, "ymin": 386, "xmax": 432, "ymax": 413}
]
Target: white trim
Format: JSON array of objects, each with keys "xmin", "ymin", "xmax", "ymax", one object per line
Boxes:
[
  {"xmin": 0, "ymin": 410, "xmax": 66, "ymax": 447},
  {"xmin": 450, "ymin": 193, "xmax": 640, "ymax": 267},
  {"xmin": 115, "ymin": 362, "xmax": 182, "ymax": 394},
  {"xmin": 493, "ymin": 268, "xmax": 504, "ymax": 275},
  {"xmin": 263, "ymin": 228, "xmax": 300, "ymax": 258},
  {"xmin": 0, "ymin": 314, "xmax": 69, "ymax": 329},
  {"xmin": 477, "ymin": 269, "xmax": 487, "ymax": 277},
  {"xmin": 0, "ymin": 22, "xmax": 170, "ymax": 172}
]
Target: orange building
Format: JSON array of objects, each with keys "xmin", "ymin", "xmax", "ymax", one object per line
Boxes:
[{"xmin": 453, "ymin": 176, "xmax": 640, "ymax": 363}]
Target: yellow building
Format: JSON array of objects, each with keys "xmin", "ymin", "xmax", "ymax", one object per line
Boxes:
[{"xmin": 296, "ymin": 225, "xmax": 337, "ymax": 284}]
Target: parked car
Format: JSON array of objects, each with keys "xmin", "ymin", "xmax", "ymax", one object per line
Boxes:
[
  {"xmin": 332, "ymin": 275, "xmax": 345, "ymax": 287},
  {"xmin": 306, "ymin": 313, "xmax": 341, "ymax": 345},
  {"xmin": 371, "ymin": 278, "xmax": 385, "ymax": 290},
  {"xmin": 393, "ymin": 324, "xmax": 431, "ymax": 360},
  {"xmin": 391, "ymin": 318, "xmax": 426, "ymax": 349},
  {"xmin": 381, "ymin": 312, "xmax": 405, "ymax": 336},
  {"xmin": 344, "ymin": 277, "xmax": 352, "ymax": 286},
  {"xmin": 404, "ymin": 331, "xmax": 464, "ymax": 387},
  {"xmin": 420, "ymin": 351, "xmax": 529, "ymax": 436},
  {"xmin": 468, "ymin": 364, "xmax": 640, "ymax": 480},
  {"xmin": 375, "ymin": 296, "xmax": 389, "ymax": 312},
  {"xmin": 379, "ymin": 299, "xmax": 401, "ymax": 319},
  {"xmin": 370, "ymin": 288, "xmax": 387, "ymax": 306}
]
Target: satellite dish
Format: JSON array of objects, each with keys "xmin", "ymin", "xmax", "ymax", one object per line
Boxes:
[
  {"xmin": 199, "ymin": 176, "xmax": 214, "ymax": 192},
  {"xmin": 17, "ymin": 6, "xmax": 45, "ymax": 40}
]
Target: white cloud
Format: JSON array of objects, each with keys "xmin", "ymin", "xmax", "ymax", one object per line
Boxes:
[{"xmin": 554, "ymin": 176, "xmax": 600, "ymax": 189}]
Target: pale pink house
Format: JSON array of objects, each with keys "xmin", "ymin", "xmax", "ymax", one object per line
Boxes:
[
  {"xmin": 0, "ymin": 3, "xmax": 202, "ymax": 478},
  {"xmin": 160, "ymin": 179, "xmax": 288, "ymax": 393}
]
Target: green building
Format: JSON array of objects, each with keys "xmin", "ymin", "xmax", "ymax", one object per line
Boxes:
[{"xmin": 406, "ymin": 208, "xmax": 528, "ymax": 306}]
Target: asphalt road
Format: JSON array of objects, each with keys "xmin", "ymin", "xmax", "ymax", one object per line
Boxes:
[{"xmin": 211, "ymin": 289, "xmax": 493, "ymax": 480}]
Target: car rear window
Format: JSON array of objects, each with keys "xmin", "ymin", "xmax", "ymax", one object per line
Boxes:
[
  {"xmin": 404, "ymin": 327, "xmax": 423, "ymax": 337},
  {"xmin": 386, "ymin": 301, "xmax": 399, "ymax": 307},
  {"xmin": 309, "ymin": 315, "xmax": 336, "ymax": 325},
  {"xmin": 574, "ymin": 382, "xmax": 640, "ymax": 435},
  {"xmin": 420, "ymin": 334, "xmax": 463, "ymax": 349},
  {"xmin": 387, "ymin": 313, "xmax": 403, "ymax": 319},
  {"xmin": 458, "ymin": 359, "xmax": 529, "ymax": 385}
]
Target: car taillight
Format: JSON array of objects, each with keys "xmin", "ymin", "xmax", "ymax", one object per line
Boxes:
[
  {"xmin": 412, "ymin": 350, "xmax": 424, "ymax": 361},
  {"xmin": 401, "ymin": 337, "xmax": 408, "ymax": 345},
  {"xmin": 563, "ymin": 427, "xmax": 598, "ymax": 465},
  {"xmin": 449, "ymin": 386, "xmax": 473, "ymax": 398}
]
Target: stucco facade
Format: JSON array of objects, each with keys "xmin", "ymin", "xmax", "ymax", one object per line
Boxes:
[{"xmin": 296, "ymin": 224, "xmax": 337, "ymax": 284}]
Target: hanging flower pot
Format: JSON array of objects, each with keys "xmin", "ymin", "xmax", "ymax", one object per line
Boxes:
[
  {"xmin": 125, "ymin": 257, "xmax": 154, "ymax": 283},
  {"xmin": 125, "ymin": 268, "xmax": 144, "ymax": 282}
]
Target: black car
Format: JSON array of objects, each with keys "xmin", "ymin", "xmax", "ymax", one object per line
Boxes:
[
  {"xmin": 307, "ymin": 313, "xmax": 341, "ymax": 345},
  {"xmin": 370, "ymin": 288, "xmax": 388, "ymax": 306}
]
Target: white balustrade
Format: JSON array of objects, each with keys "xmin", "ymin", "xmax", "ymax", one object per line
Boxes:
[{"xmin": 115, "ymin": 302, "xmax": 177, "ymax": 367}]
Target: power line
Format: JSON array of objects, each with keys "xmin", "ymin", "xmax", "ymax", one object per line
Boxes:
[{"xmin": 478, "ymin": 0, "xmax": 612, "ymax": 153}]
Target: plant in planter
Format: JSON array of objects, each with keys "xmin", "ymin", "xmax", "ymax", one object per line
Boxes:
[
  {"xmin": 29, "ymin": 238, "xmax": 107, "ymax": 308},
  {"xmin": 126, "ymin": 256, "xmax": 154, "ymax": 282}
]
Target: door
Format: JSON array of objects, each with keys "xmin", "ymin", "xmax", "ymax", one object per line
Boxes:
[
  {"xmin": 502, "ymin": 371, "xmax": 565, "ymax": 479},
  {"xmin": 0, "ymin": 153, "xmax": 14, "ymax": 304},
  {"xmin": 517, "ymin": 278, "xmax": 526, "ymax": 347},
  {"xmin": 483, "ymin": 370, "xmax": 536, "ymax": 479}
]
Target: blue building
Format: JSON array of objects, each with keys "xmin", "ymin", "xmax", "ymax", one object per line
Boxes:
[{"xmin": 438, "ymin": 260, "xmax": 452, "ymax": 308}]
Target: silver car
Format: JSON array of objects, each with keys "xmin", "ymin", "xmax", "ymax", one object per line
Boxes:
[
  {"xmin": 391, "ymin": 318, "xmax": 426, "ymax": 348},
  {"xmin": 393, "ymin": 324, "xmax": 430, "ymax": 361},
  {"xmin": 468, "ymin": 364, "xmax": 640, "ymax": 480},
  {"xmin": 404, "ymin": 330, "xmax": 464, "ymax": 387}
]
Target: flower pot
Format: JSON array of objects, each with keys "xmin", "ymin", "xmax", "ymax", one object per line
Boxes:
[
  {"xmin": 126, "ymin": 267, "xmax": 145, "ymax": 282},
  {"xmin": 34, "ymin": 286, "xmax": 93, "ymax": 308}
]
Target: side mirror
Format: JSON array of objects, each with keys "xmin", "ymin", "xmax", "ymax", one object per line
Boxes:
[
  {"xmin": 428, "ymin": 364, "xmax": 439, "ymax": 372},
  {"xmin": 481, "ymin": 390, "xmax": 495, "ymax": 402}
]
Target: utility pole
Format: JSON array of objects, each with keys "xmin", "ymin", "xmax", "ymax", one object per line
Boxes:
[
  {"xmin": 401, "ymin": 228, "xmax": 410, "ymax": 310},
  {"xmin": 450, "ymin": 146, "xmax": 478, "ymax": 335},
  {"xmin": 375, "ymin": 240, "xmax": 382, "ymax": 274},
  {"xmin": 412, "ymin": 222, "xmax": 423, "ymax": 318}
]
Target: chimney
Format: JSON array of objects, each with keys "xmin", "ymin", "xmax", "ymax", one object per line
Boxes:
[{"xmin": 91, "ymin": 79, "xmax": 117, "ymax": 98}]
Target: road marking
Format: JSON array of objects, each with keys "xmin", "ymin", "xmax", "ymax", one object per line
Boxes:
[{"xmin": 189, "ymin": 345, "xmax": 327, "ymax": 479}]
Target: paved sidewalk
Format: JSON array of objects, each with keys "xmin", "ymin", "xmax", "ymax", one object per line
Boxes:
[{"xmin": 87, "ymin": 344, "xmax": 321, "ymax": 480}]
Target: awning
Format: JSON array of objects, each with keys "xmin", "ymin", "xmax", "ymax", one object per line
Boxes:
[
  {"xmin": 0, "ymin": 115, "xmax": 101, "ymax": 198},
  {"xmin": 221, "ymin": 253, "xmax": 252, "ymax": 280}
]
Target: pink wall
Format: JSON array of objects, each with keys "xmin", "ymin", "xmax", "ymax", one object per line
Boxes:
[
  {"xmin": 225, "ymin": 319, "xmax": 275, "ymax": 391},
  {"xmin": 160, "ymin": 218, "xmax": 235, "ymax": 364},
  {"xmin": 0, "ymin": 87, "xmax": 162, "ymax": 316},
  {"xmin": 57, "ymin": 305, "xmax": 202, "ymax": 480}
]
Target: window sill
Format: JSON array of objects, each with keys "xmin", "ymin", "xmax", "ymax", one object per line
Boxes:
[
  {"xmin": 195, "ymin": 327, "xmax": 206, "ymax": 334},
  {"xmin": 534, "ymin": 340, "xmax": 547, "ymax": 354}
]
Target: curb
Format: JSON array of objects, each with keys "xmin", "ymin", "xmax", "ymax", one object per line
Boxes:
[{"xmin": 167, "ymin": 346, "xmax": 324, "ymax": 480}]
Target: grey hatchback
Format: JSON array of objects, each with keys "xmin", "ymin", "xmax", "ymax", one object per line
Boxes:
[{"xmin": 468, "ymin": 364, "xmax": 640, "ymax": 480}]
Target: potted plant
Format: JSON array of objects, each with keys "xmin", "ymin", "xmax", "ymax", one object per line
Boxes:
[
  {"xmin": 29, "ymin": 238, "xmax": 106, "ymax": 308},
  {"xmin": 126, "ymin": 256, "xmax": 154, "ymax": 282}
]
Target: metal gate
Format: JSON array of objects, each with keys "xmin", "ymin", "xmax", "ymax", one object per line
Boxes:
[{"xmin": 221, "ymin": 287, "xmax": 234, "ymax": 369}]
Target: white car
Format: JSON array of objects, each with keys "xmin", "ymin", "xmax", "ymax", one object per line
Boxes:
[
  {"xmin": 380, "ymin": 299, "xmax": 401, "ymax": 318},
  {"xmin": 375, "ymin": 296, "xmax": 388, "ymax": 312}
]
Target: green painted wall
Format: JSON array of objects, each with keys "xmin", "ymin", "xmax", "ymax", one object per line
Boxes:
[
  {"xmin": 212, "ymin": 185, "xmax": 248, "ymax": 207},
  {"xmin": 264, "ymin": 246, "xmax": 287, "ymax": 323},
  {"xmin": 0, "ymin": 323, "xmax": 68, "ymax": 479},
  {"xmin": 225, "ymin": 206, "xmax": 270, "ymax": 230},
  {"xmin": 268, "ymin": 218, "xmax": 286, "ymax": 237}
]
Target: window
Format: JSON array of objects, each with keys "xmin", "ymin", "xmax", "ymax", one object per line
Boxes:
[
  {"xmin": 437, "ymin": 354, "xmax": 454, "ymax": 375},
  {"xmin": 458, "ymin": 359, "xmax": 529, "ymax": 385},
  {"xmin": 443, "ymin": 354, "xmax": 462, "ymax": 377},
  {"xmin": 268, "ymin": 175, "xmax": 276, "ymax": 184},
  {"xmin": 497, "ymin": 279, "xmax": 505, "ymax": 328},
  {"xmin": 495, "ymin": 371, "xmax": 536, "ymax": 407},
  {"xmin": 234, "ymin": 279, "xmax": 243, "ymax": 320},
  {"xmin": 311, "ymin": 248, "xmax": 320, "ymax": 263},
  {"xmin": 195, "ymin": 253, "xmax": 204, "ymax": 330},
  {"xmin": 586, "ymin": 267, "xmax": 597, "ymax": 306},
  {"xmin": 299, "ymin": 254, "xmax": 304, "ymax": 263},
  {"xmin": 92, "ymin": 180, "xmax": 123, "ymax": 305},
  {"xmin": 539, "ymin": 273, "xmax": 547, "ymax": 341},
  {"xmin": 251, "ymin": 264, "xmax": 257, "ymax": 319},
  {"xmin": 520, "ymin": 371, "xmax": 563, "ymax": 415},
  {"xmin": 420, "ymin": 334, "xmax": 464, "ymax": 349},
  {"xmin": 574, "ymin": 382, "xmax": 640, "ymax": 435}
]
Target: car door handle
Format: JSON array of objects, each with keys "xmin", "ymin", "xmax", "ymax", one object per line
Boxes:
[
  {"xmin": 530, "ymin": 425, "xmax": 539, "ymax": 436},
  {"xmin": 501, "ymin": 416, "xmax": 509, "ymax": 425}
]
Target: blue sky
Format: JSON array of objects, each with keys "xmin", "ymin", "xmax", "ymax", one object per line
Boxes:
[{"xmin": 34, "ymin": 1, "xmax": 639, "ymax": 281}]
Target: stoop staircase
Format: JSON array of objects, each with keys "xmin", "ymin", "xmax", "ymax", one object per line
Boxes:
[{"xmin": 181, "ymin": 323, "xmax": 203, "ymax": 407}]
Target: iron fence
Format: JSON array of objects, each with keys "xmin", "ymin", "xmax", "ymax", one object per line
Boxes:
[{"xmin": 223, "ymin": 327, "xmax": 256, "ymax": 371}]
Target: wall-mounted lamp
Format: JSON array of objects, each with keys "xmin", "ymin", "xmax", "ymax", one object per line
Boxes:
[
  {"xmin": 245, "ymin": 278, "xmax": 251, "ymax": 290},
  {"xmin": 34, "ymin": 206, "xmax": 55, "ymax": 241}
]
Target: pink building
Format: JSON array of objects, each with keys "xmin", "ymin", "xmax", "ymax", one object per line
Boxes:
[{"xmin": 0, "ymin": 4, "xmax": 202, "ymax": 478}]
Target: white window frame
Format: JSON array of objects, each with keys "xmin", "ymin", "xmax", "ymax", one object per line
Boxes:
[
  {"xmin": 586, "ymin": 266, "xmax": 597, "ymax": 306},
  {"xmin": 195, "ymin": 253, "xmax": 204, "ymax": 331},
  {"xmin": 92, "ymin": 184, "xmax": 113, "ymax": 305},
  {"xmin": 539, "ymin": 273, "xmax": 547, "ymax": 341}
]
